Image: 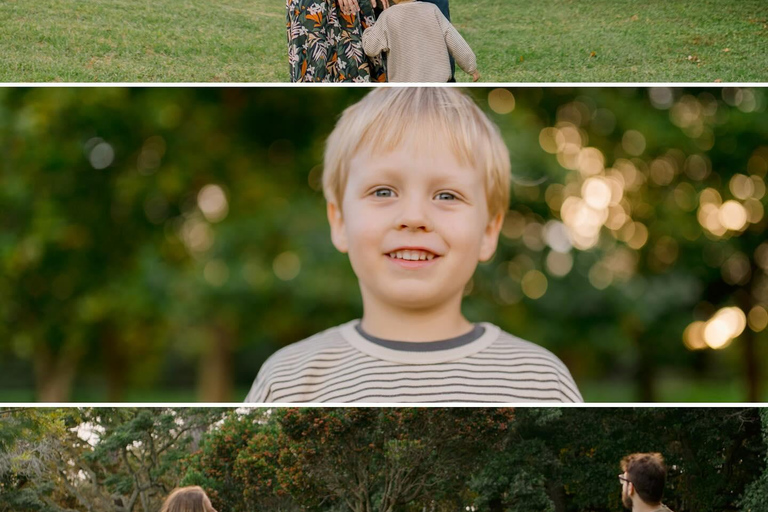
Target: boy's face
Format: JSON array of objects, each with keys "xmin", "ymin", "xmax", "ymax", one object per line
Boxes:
[{"xmin": 328, "ymin": 143, "xmax": 504, "ymax": 312}]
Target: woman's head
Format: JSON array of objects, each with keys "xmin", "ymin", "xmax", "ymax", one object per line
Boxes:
[{"xmin": 160, "ymin": 486, "xmax": 217, "ymax": 512}]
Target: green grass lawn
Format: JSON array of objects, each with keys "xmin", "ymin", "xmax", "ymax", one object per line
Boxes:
[{"xmin": 1, "ymin": 0, "xmax": 766, "ymax": 82}]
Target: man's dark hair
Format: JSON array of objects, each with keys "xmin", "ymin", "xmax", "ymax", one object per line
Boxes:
[{"xmin": 621, "ymin": 452, "xmax": 667, "ymax": 504}]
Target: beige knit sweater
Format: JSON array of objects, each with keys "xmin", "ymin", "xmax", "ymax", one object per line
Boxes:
[{"xmin": 361, "ymin": 1, "xmax": 477, "ymax": 83}]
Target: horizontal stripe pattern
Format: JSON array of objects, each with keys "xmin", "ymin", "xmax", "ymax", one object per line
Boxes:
[
  {"xmin": 245, "ymin": 323, "xmax": 583, "ymax": 403},
  {"xmin": 361, "ymin": 1, "xmax": 477, "ymax": 82}
]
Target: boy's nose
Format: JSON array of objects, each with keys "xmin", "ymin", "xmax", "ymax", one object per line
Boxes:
[{"xmin": 396, "ymin": 198, "xmax": 433, "ymax": 231}]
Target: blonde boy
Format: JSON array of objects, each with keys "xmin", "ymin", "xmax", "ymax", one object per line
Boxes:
[
  {"xmin": 361, "ymin": 0, "xmax": 479, "ymax": 83},
  {"xmin": 246, "ymin": 88, "xmax": 582, "ymax": 403}
]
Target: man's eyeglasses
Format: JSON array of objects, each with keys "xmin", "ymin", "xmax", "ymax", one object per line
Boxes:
[{"xmin": 618, "ymin": 475, "xmax": 632, "ymax": 485}]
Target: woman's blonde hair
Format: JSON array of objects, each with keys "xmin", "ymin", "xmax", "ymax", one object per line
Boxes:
[
  {"xmin": 323, "ymin": 87, "xmax": 511, "ymax": 216},
  {"xmin": 160, "ymin": 486, "xmax": 216, "ymax": 512}
]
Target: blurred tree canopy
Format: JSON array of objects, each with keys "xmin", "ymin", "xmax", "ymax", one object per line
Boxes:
[
  {"xmin": 0, "ymin": 87, "xmax": 766, "ymax": 402},
  {"xmin": 2, "ymin": 407, "xmax": 766, "ymax": 512}
]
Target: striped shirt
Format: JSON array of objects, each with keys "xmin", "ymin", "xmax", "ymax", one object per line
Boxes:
[
  {"xmin": 361, "ymin": 1, "xmax": 477, "ymax": 83},
  {"xmin": 245, "ymin": 321, "xmax": 582, "ymax": 403}
]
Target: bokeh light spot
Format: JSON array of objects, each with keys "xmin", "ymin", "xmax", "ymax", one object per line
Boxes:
[
  {"xmin": 729, "ymin": 174, "xmax": 754, "ymax": 200},
  {"xmin": 684, "ymin": 154, "xmax": 710, "ymax": 181},
  {"xmin": 649, "ymin": 88, "xmax": 675, "ymax": 109},
  {"xmin": 521, "ymin": 270, "xmax": 548, "ymax": 299},
  {"xmin": 626, "ymin": 222, "xmax": 648, "ymax": 250},
  {"xmin": 703, "ymin": 307, "xmax": 746, "ymax": 349},
  {"xmin": 588, "ymin": 263, "xmax": 613, "ymax": 290},
  {"xmin": 488, "ymin": 88, "xmax": 516, "ymax": 115},
  {"xmin": 273, "ymin": 251, "xmax": 301, "ymax": 281},
  {"xmin": 622, "ymin": 130, "xmax": 646, "ymax": 156},
  {"xmin": 198, "ymin": 184, "xmax": 229, "ymax": 223},
  {"xmin": 683, "ymin": 321, "xmax": 707, "ymax": 350},
  {"xmin": 748, "ymin": 306, "xmax": 768, "ymax": 332},
  {"xmin": 582, "ymin": 177, "xmax": 611, "ymax": 209},
  {"xmin": 718, "ymin": 200, "xmax": 748, "ymax": 231},
  {"xmin": 543, "ymin": 220, "xmax": 572, "ymax": 253},
  {"xmin": 89, "ymin": 140, "xmax": 115, "ymax": 169},
  {"xmin": 546, "ymin": 251, "xmax": 573, "ymax": 277}
]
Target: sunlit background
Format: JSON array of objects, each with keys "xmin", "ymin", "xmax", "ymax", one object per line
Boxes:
[{"xmin": 0, "ymin": 87, "xmax": 766, "ymax": 402}]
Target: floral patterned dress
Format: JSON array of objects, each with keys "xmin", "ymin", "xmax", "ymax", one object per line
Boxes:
[{"xmin": 287, "ymin": 0, "xmax": 387, "ymax": 82}]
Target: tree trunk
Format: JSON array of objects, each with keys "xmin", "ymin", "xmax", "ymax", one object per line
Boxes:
[
  {"xmin": 737, "ymin": 291, "xmax": 761, "ymax": 401},
  {"xmin": 546, "ymin": 477, "xmax": 567, "ymax": 512},
  {"xmin": 632, "ymin": 327, "xmax": 656, "ymax": 402},
  {"xmin": 34, "ymin": 342, "xmax": 81, "ymax": 402},
  {"xmin": 102, "ymin": 323, "xmax": 126, "ymax": 402},
  {"xmin": 198, "ymin": 322, "xmax": 234, "ymax": 402}
]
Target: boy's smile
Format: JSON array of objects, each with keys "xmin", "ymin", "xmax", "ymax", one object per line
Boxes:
[
  {"xmin": 385, "ymin": 246, "xmax": 440, "ymax": 268},
  {"xmin": 327, "ymin": 142, "xmax": 504, "ymax": 322}
]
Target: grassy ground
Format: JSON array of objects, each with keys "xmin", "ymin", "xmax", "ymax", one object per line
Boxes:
[{"xmin": 0, "ymin": 0, "xmax": 766, "ymax": 82}]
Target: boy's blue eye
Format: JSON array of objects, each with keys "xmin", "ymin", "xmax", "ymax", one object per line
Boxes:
[
  {"xmin": 436, "ymin": 192, "xmax": 456, "ymax": 201},
  {"xmin": 374, "ymin": 188, "xmax": 394, "ymax": 198}
]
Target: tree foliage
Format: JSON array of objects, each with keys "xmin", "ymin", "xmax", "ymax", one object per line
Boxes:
[{"xmin": 0, "ymin": 407, "xmax": 225, "ymax": 512}]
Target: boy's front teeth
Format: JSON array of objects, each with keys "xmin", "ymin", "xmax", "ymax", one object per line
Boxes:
[{"xmin": 389, "ymin": 250, "xmax": 435, "ymax": 261}]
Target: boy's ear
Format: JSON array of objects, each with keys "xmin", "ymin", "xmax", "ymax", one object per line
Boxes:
[
  {"xmin": 478, "ymin": 212, "xmax": 504, "ymax": 262},
  {"xmin": 327, "ymin": 202, "xmax": 349, "ymax": 253}
]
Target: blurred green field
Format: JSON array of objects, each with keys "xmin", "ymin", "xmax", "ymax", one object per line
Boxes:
[{"xmin": 0, "ymin": 0, "xmax": 766, "ymax": 82}]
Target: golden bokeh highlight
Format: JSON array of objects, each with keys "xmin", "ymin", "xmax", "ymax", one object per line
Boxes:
[
  {"xmin": 180, "ymin": 217, "xmax": 214, "ymax": 253},
  {"xmin": 699, "ymin": 187, "xmax": 722, "ymax": 206},
  {"xmin": 744, "ymin": 198, "xmax": 764, "ymax": 224},
  {"xmin": 588, "ymin": 263, "xmax": 612, "ymax": 290},
  {"xmin": 622, "ymin": 130, "xmax": 646, "ymax": 156},
  {"xmin": 684, "ymin": 154, "xmax": 710, "ymax": 181},
  {"xmin": 626, "ymin": 222, "xmax": 649, "ymax": 250},
  {"xmin": 577, "ymin": 147, "xmax": 605, "ymax": 176},
  {"xmin": 501, "ymin": 211, "xmax": 526, "ymax": 239},
  {"xmin": 748, "ymin": 306, "xmax": 768, "ymax": 332},
  {"xmin": 546, "ymin": 251, "xmax": 573, "ymax": 277},
  {"xmin": 751, "ymin": 175, "xmax": 766, "ymax": 199},
  {"xmin": 683, "ymin": 321, "xmax": 707, "ymax": 350},
  {"xmin": 649, "ymin": 157, "xmax": 676, "ymax": 186},
  {"xmin": 521, "ymin": 270, "xmax": 548, "ymax": 299},
  {"xmin": 273, "ymin": 251, "xmax": 301, "ymax": 281},
  {"xmin": 488, "ymin": 88, "xmax": 516, "ymax": 115},
  {"xmin": 689, "ymin": 306, "xmax": 747, "ymax": 350},
  {"xmin": 539, "ymin": 127, "xmax": 559, "ymax": 154},
  {"xmin": 721, "ymin": 253, "xmax": 751, "ymax": 286},
  {"xmin": 198, "ymin": 184, "xmax": 229, "ymax": 223},
  {"xmin": 582, "ymin": 177, "xmax": 612, "ymax": 209},
  {"xmin": 729, "ymin": 174, "xmax": 755, "ymax": 200},
  {"xmin": 718, "ymin": 200, "xmax": 748, "ymax": 231}
]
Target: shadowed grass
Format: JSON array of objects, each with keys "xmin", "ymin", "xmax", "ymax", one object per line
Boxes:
[{"xmin": 0, "ymin": 0, "xmax": 766, "ymax": 82}]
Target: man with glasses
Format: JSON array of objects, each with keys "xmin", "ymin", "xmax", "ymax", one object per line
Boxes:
[{"xmin": 619, "ymin": 453, "xmax": 674, "ymax": 512}]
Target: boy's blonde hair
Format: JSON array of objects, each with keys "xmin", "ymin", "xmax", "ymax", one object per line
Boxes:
[{"xmin": 323, "ymin": 87, "xmax": 511, "ymax": 217}]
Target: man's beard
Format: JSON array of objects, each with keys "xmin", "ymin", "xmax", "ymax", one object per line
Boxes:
[{"xmin": 622, "ymin": 489, "xmax": 633, "ymax": 509}]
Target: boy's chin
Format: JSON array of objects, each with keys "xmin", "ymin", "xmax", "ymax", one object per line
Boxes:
[{"xmin": 377, "ymin": 286, "xmax": 462, "ymax": 311}]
